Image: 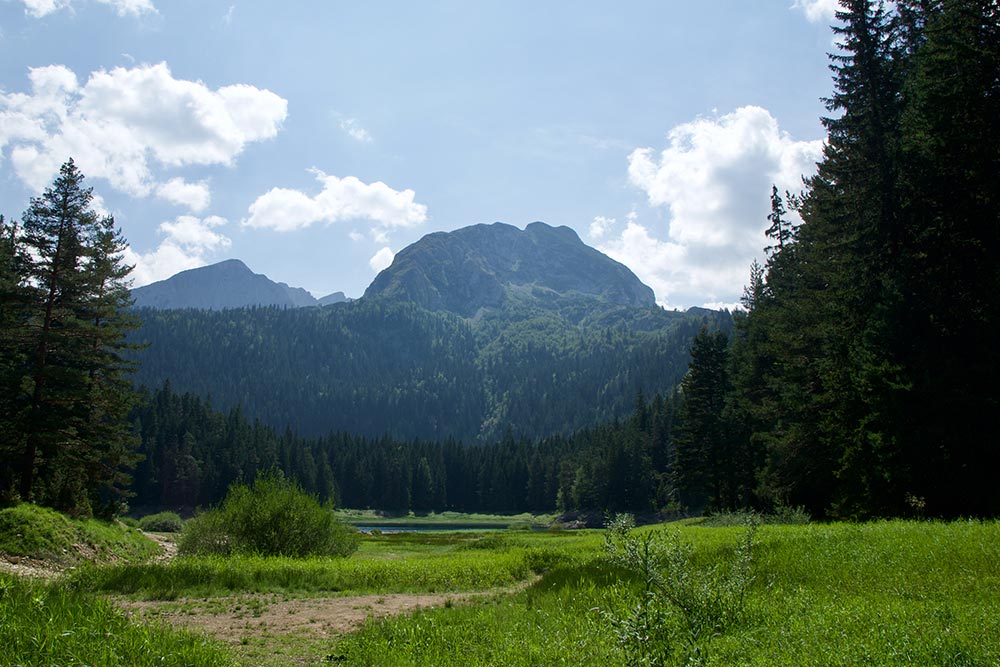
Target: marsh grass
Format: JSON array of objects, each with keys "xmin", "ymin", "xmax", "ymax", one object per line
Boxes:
[{"xmin": 0, "ymin": 574, "xmax": 233, "ymax": 667}]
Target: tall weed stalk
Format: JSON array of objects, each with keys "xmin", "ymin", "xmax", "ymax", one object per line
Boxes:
[{"xmin": 602, "ymin": 513, "xmax": 757, "ymax": 666}]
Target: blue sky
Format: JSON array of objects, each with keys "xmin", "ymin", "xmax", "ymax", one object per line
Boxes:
[{"xmin": 1, "ymin": 0, "xmax": 841, "ymax": 308}]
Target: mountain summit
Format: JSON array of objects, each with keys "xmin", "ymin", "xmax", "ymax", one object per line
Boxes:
[
  {"xmin": 364, "ymin": 222, "xmax": 655, "ymax": 316},
  {"xmin": 131, "ymin": 259, "xmax": 322, "ymax": 310}
]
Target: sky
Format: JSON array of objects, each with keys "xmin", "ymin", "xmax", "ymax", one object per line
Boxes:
[{"xmin": 0, "ymin": 0, "xmax": 842, "ymax": 310}]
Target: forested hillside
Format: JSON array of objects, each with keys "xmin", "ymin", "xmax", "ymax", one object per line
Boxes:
[
  {"xmin": 130, "ymin": 297, "xmax": 727, "ymax": 442},
  {"xmin": 129, "ymin": 381, "xmax": 683, "ymax": 514}
]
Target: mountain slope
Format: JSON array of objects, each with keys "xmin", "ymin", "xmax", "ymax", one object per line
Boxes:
[
  {"xmin": 131, "ymin": 259, "xmax": 320, "ymax": 310},
  {"xmin": 127, "ymin": 222, "xmax": 732, "ymax": 442},
  {"xmin": 364, "ymin": 222, "xmax": 655, "ymax": 316}
]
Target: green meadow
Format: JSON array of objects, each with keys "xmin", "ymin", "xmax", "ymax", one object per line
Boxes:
[{"xmin": 3, "ymin": 512, "xmax": 999, "ymax": 666}]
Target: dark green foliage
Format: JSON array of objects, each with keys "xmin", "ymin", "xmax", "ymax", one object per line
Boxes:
[
  {"xmin": 128, "ymin": 294, "xmax": 726, "ymax": 443},
  {"xmin": 178, "ymin": 473, "xmax": 359, "ymax": 558},
  {"xmin": 0, "ymin": 161, "xmax": 140, "ymax": 516},
  {"xmin": 127, "ymin": 377, "xmax": 689, "ymax": 515},
  {"xmin": 137, "ymin": 510, "xmax": 184, "ymax": 533},
  {"xmin": 728, "ymin": 0, "xmax": 1000, "ymax": 518}
]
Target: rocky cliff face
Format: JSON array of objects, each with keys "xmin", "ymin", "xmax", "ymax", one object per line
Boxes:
[
  {"xmin": 364, "ymin": 222, "xmax": 655, "ymax": 316},
  {"xmin": 131, "ymin": 259, "xmax": 319, "ymax": 310}
]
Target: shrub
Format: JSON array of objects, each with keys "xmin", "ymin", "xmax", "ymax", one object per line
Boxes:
[
  {"xmin": 138, "ymin": 511, "xmax": 185, "ymax": 533},
  {"xmin": 178, "ymin": 473, "xmax": 359, "ymax": 558},
  {"xmin": 601, "ymin": 512, "xmax": 758, "ymax": 665}
]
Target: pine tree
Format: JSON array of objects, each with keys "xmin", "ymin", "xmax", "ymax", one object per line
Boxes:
[
  {"xmin": 8, "ymin": 160, "xmax": 141, "ymax": 515},
  {"xmin": 673, "ymin": 327, "xmax": 732, "ymax": 512}
]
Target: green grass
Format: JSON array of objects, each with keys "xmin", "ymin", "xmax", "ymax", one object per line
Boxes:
[
  {"xmin": 333, "ymin": 520, "xmax": 1000, "ymax": 666},
  {"xmin": 71, "ymin": 530, "xmax": 595, "ymax": 599},
  {"xmin": 36, "ymin": 518, "xmax": 1000, "ymax": 666},
  {"xmin": 0, "ymin": 503, "xmax": 160, "ymax": 565},
  {"xmin": 336, "ymin": 508, "xmax": 558, "ymax": 528},
  {"xmin": 0, "ymin": 574, "xmax": 234, "ymax": 667}
]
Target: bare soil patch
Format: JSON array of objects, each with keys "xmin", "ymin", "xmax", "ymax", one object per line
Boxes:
[
  {"xmin": 0, "ymin": 554, "xmax": 64, "ymax": 579},
  {"xmin": 120, "ymin": 591, "xmax": 471, "ymax": 639}
]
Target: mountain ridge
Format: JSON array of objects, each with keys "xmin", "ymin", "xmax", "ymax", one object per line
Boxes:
[
  {"xmin": 130, "ymin": 259, "xmax": 347, "ymax": 310},
  {"xmin": 364, "ymin": 221, "xmax": 656, "ymax": 316}
]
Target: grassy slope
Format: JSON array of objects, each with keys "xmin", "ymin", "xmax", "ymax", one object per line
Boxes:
[
  {"xmin": 0, "ymin": 503, "xmax": 232, "ymax": 667},
  {"xmin": 0, "ymin": 503, "xmax": 160, "ymax": 565}
]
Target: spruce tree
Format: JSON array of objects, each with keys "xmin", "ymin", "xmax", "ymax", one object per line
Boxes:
[{"xmin": 8, "ymin": 160, "xmax": 141, "ymax": 515}]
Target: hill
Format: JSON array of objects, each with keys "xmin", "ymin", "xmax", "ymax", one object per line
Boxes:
[{"xmin": 130, "ymin": 259, "xmax": 345, "ymax": 310}]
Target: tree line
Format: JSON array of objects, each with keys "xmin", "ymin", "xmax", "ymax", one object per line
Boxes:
[
  {"xmin": 128, "ymin": 296, "xmax": 724, "ymax": 444},
  {"xmin": 673, "ymin": 0, "xmax": 999, "ymax": 519},
  {"xmin": 0, "ymin": 161, "xmax": 139, "ymax": 516}
]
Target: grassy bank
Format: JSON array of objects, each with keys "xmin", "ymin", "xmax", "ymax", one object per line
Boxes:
[{"xmin": 0, "ymin": 503, "xmax": 160, "ymax": 566}]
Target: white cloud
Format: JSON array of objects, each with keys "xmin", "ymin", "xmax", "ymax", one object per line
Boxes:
[
  {"xmin": 791, "ymin": 0, "xmax": 839, "ymax": 23},
  {"xmin": 94, "ymin": 0, "xmax": 156, "ymax": 16},
  {"xmin": 156, "ymin": 177, "xmax": 211, "ymax": 212},
  {"xmin": 19, "ymin": 0, "xmax": 156, "ymax": 17},
  {"xmin": 348, "ymin": 230, "xmax": 364, "ymax": 242},
  {"xmin": 369, "ymin": 247, "xmax": 395, "ymax": 273},
  {"xmin": 243, "ymin": 169, "xmax": 428, "ymax": 235},
  {"xmin": 588, "ymin": 215, "xmax": 616, "ymax": 241},
  {"xmin": 339, "ymin": 118, "xmax": 372, "ymax": 143},
  {"xmin": 20, "ymin": 0, "xmax": 70, "ymax": 17},
  {"xmin": 125, "ymin": 215, "xmax": 230, "ymax": 286},
  {"xmin": 602, "ymin": 106, "xmax": 823, "ymax": 309},
  {"xmin": 0, "ymin": 62, "xmax": 287, "ymax": 198}
]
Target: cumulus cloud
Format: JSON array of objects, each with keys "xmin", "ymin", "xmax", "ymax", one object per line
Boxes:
[
  {"xmin": 243, "ymin": 169, "xmax": 428, "ymax": 235},
  {"xmin": 339, "ymin": 118, "xmax": 372, "ymax": 143},
  {"xmin": 125, "ymin": 215, "xmax": 230, "ymax": 286},
  {"xmin": 156, "ymin": 177, "xmax": 211, "ymax": 212},
  {"xmin": 0, "ymin": 62, "xmax": 287, "ymax": 198},
  {"xmin": 20, "ymin": 0, "xmax": 156, "ymax": 17},
  {"xmin": 588, "ymin": 215, "xmax": 616, "ymax": 240},
  {"xmin": 600, "ymin": 106, "xmax": 823, "ymax": 309},
  {"xmin": 791, "ymin": 0, "xmax": 839, "ymax": 23},
  {"xmin": 369, "ymin": 247, "xmax": 395, "ymax": 273}
]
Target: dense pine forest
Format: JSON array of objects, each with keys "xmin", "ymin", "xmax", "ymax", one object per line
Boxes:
[
  {"xmin": 1, "ymin": 0, "xmax": 998, "ymax": 521},
  {"xmin": 129, "ymin": 299, "xmax": 723, "ymax": 443}
]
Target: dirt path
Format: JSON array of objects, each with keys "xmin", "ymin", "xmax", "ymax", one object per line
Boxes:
[
  {"xmin": 0, "ymin": 554, "xmax": 63, "ymax": 579},
  {"xmin": 120, "ymin": 591, "xmax": 472, "ymax": 639}
]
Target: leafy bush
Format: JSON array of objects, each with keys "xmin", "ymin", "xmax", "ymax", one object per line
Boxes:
[
  {"xmin": 138, "ymin": 511, "xmax": 184, "ymax": 533},
  {"xmin": 178, "ymin": 473, "xmax": 359, "ymax": 558}
]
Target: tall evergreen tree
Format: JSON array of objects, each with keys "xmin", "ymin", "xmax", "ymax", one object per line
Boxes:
[
  {"xmin": 673, "ymin": 327, "xmax": 732, "ymax": 512},
  {"xmin": 4, "ymin": 160, "xmax": 141, "ymax": 515}
]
